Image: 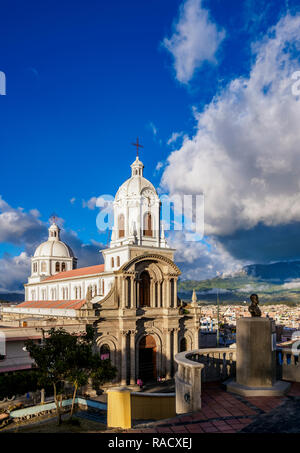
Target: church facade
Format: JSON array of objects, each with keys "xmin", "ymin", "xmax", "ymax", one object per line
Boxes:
[{"xmin": 2, "ymin": 154, "xmax": 201, "ymax": 384}]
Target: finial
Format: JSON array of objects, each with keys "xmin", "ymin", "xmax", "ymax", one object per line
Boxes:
[
  {"xmin": 131, "ymin": 137, "xmax": 144, "ymax": 158},
  {"xmin": 50, "ymin": 212, "xmax": 58, "ymax": 225},
  {"xmin": 192, "ymin": 289, "xmax": 197, "ymax": 304}
]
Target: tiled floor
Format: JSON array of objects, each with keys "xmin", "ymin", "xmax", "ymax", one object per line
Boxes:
[{"xmin": 120, "ymin": 381, "xmax": 300, "ymax": 434}]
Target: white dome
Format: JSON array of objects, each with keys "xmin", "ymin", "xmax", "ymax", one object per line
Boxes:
[
  {"xmin": 115, "ymin": 157, "xmax": 158, "ymax": 201},
  {"xmin": 33, "ymin": 222, "xmax": 75, "ymax": 258},
  {"xmin": 34, "ymin": 240, "xmax": 75, "ymax": 258},
  {"xmin": 115, "ymin": 176, "xmax": 157, "ymax": 201}
]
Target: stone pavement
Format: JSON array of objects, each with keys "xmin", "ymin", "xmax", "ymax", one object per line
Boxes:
[{"xmin": 120, "ymin": 382, "xmax": 300, "ymax": 434}]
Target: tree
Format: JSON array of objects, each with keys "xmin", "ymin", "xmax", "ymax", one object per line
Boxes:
[{"xmin": 25, "ymin": 326, "xmax": 117, "ymax": 425}]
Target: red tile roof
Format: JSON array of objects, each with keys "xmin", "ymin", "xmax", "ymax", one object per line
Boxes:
[
  {"xmin": 17, "ymin": 299, "xmax": 86, "ymax": 309},
  {"xmin": 43, "ymin": 264, "xmax": 105, "ymax": 282}
]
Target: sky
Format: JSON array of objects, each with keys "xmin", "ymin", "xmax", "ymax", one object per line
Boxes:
[{"xmin": 1, "ymin": 0, "xmax": 300, "ymax": 292}]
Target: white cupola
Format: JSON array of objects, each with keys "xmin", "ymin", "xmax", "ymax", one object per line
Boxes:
[
  {"xmin": 110, "ymin": 155, "xmax": 168, "ymax": 249},
  {"xmin": 28, "ymin": 220, "xmax": 77, "ymax": 284}
]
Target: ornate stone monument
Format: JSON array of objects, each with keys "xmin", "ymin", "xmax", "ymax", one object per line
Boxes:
[{"xmin": 225, "ymin": 295, "xmax": 290, "ymax": 396}]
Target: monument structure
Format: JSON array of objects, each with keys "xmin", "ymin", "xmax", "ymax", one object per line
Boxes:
[{"xmin": 226, "ymin": 294, "xmax": 290, "ymax": 396}]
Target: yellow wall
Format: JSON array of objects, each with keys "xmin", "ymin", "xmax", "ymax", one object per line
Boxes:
[
  {"xmin": 131, "ymin": 394, "xmax": 176, "ymax": 420},
  {"xmin": 107, "ymin": 389, "xmax": 132, "ymax": 429}
]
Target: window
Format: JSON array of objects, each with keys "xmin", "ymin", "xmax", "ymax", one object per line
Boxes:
[
  {"xmin": 93, "ymin": 284, "xmax": 97, "ymax": 297},
  {"xmin": 75, "ymin": 287, "xmax": 78, "ymax": 299},
  {"xmin": 100, "ymin": 344, "xmax": 110, "ymax": 360},
  {"xmin": 118, "ymin": 214, "xmax": 125, "ymax": 238},
  {"xmin": 55, "ymin": 262, "xmax": 60, "ymax": 272},
  {"xmin": 102, "ymin": 280, "xmax": 105, "ymax": 295},
  {"xmin": 41, "ymin": 261, "xmax": 46, "ymax": 273},
  {"xmin": 143, "ymin": 212, "xmax": 153, "ymax": 237},
  {"xmin": 33, "ymin": 262, "xmax": 37, "ymax": 273},
  {"xmin": 61, "ymin": 262, "xmax": 66, "ymax": 272},
  {"xmin": 111, "ymin": 257, "xmax": 114, "ymax": 268},
  {"xmin": 180, "ymin": 338, "xmax": 187, "ymax": 352},
  {"xmin": 117, "ymin": 256, "xmax": 120, "ymax": 267}
]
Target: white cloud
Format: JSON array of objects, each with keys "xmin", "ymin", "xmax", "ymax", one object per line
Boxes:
[
  {"xmin": 167, "ymin": 231, "xmax": 244, "ymax": 279},
  {"xmin": 0, "ymin": 252, "xmax": 31, "ymax": 293},
  {"xmin": 163, "ymin": 0, "xmax": 225, "ymax": 83},
  {"xmin": 161, "ymin": 14, "xmax": 300, "ymax": 239},
  {"xmin": 70, "ymin": 197, "xmax": 76, "ymax": 204},
  {"xmin": 0, "ymin": 197, "xmax": 104, "ymax": 292},
  {"xmin": 167, "ymin": 131, "xmax": 185, "ymax": 146},
  {"xmin": 82, "ymin": 196, "xmax": 114, "ymax": 211}
]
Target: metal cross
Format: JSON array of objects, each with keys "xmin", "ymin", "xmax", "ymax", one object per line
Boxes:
[{"xmin": 131, "ymin": 137, "xmax": 144, "ymax": 158}]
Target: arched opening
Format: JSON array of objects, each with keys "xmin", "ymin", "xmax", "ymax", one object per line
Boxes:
[
  {"xmin": 143, "ymin": 212, "xmax": 153, "ymax": 237},
  {"xmin": 55, "ymin": 262, "xmax": 60, "ymax": 272},
  {"xmin": 118, "ymin": 214, "xmax": 125, "ymax": 238},
  {"xmin": 139, "ymin": 271, "xmax": 150, "ymax": 307},
  {"xmin": 100, "ymin": 344, "xmax": 110, "ymax": 360},
  {"xmin": 138, "ymin": 335, "xmax": 156, "ymax": 383},
  {"xmin": 180, "ymin": 337, "xmax": 187, "ymax": 352},
  {"xmin": 111, "ymin": 257, "xmax": 114, "ymax": 268},
  {"xmin": 41, "ymin": 261, "xmax": 46, "ymax": 273},
  {"xmin": 117, "ymin": 256, "xmax": 120, "ymax": 267},
  {"xmin": 61, "ymin": 262, "xmax": 66, "ymax": 272}
]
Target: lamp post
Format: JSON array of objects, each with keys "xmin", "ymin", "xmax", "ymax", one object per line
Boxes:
[{"xmin": 216, "ymin": 272, "xmax": 221, "ymax": 347}]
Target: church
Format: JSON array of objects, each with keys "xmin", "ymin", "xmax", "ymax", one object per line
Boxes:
[{"xmin": 2, "ymin": 151, "xmax": 201, "ymax": 384}]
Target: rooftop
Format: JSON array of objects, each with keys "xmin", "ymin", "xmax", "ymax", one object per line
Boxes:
[
  {"xmin": 42, "ymin": 264, "xmax": 105, "ymax": 282},
  {"xmin": 119, "ymin": 381, "xmax": 300, "ymax": 434}
]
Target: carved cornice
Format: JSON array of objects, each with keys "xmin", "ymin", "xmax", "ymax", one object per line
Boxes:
[{"xmin": 117, "ymin": 253, "xmax": 181, "ymax": 275}]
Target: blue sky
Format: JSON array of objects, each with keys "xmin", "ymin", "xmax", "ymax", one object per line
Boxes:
[{"xmin": 1, "ymin": 0, "xmax": 300, "ymax": 291}]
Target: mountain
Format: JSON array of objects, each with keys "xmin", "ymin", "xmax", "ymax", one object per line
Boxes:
[
  {"xmin": 243, "ymin": 261, "xmax": 300, "ymax": 283},
  {"xmin": 0, "ymin": 293, "xmax": 24, "ymax": 303},
  {"xmin": 178, "ymin": 261, "xmax": 300, "ymax": 305}
]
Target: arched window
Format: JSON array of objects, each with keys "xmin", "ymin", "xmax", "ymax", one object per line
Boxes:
[
  {"xmin": 139, "ymin": 271, "xmax": 151, "ymax": 307},
  {"xmin": 118, "ymin": 214, "xmax": 125, "ymax": 238},
  {"xmin": 61, "ymin": 262, "xmax": 66, "ymax": 272},
  {"xmin": 41, "ymin": 261, "xmax": 46, "ymax": 273},
  {"xmin": 93, "ymin": 285, "xmax": 97, "ymax": 297},
  {"xmin": 75, "ymin": 287, "xmax": 78, "ymax": 299},
  {"xmin": 180, "ymin": 338, "xmax": 187, "ymax": 352},
  {"xmin": 33, "ymin": 262, "xmax": 37, "ymax": 273},
  {"xmin": 117, "ymin": 256, "xmax": 120, "ymax": 267},
  {"xmin": 143, "ymin": 212, "xmax": 153, "ymax": 237},
  {"xmin": 111, "ymin": 257, "xmax": 114, "ymax": 268},
  {"xmin": 102, "ymin": 280, "xmax": 105, "ymax": 295},
  {"xmin": 100, "ymin": 344, "xmax": 110, "ymax": 360},
  {"xmin": 55, "ymin": 262, "xmax": 60, "ymax": 272}
]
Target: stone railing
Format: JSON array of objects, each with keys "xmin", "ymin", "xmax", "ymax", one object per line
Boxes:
[
  {"xmin": 187, "ymin": 347, "xmax": 236, "ymax": 383},
  {"xmin": 175, "ymin": 350, "xmax": 204, "ymax": 414},
  {"xmin": 277, "ymin": 348, "xmax": 300, "ymax": 383},
  {"xmin": 174, "ymin": 347, "xmax": 237, "ymax": 414}
]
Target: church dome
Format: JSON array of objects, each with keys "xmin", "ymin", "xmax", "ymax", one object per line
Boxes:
[
  {"xmin": 34, "ymin": 240, "xmax": 74, "ymax": 258},
  {"xmin": 115, "ymin": 156, "xmax": 158, "ymax": 201},
  {"xmin": 34, "ymin": 223, "xmax": 75, "ymax": 258}
]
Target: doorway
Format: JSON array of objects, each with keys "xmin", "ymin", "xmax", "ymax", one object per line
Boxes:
[{"xmin": 138, "ymin": 335, "xmax": 156, "ymax": 382}]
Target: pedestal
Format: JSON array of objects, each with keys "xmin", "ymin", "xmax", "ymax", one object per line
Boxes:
[{"xmin": 226, "ymin": 317, "xmax": 290, "ymax": 396}]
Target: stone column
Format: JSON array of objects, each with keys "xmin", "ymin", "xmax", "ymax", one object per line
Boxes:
[
  {"xmin": 173, "ymin": 279, "xmax": 178, "ymax": 308},
  {"xmin": 121, "ymin": 278, "xmax": 126, "ymax": 309},
  {"xmin": 121, "ymin": 330, "xmax": 128, "ymax": 386},
  {"xmin": 157, "ymin": 281, "xmax": 161, "ymax": 308},
  {"xmin": 136, "ymin": 280, "xmax": 140, "ymax": 308},
  {"xmin": 165, "ymin": 329, "xmax": 172, "ymax": 379},
  {"xmin": 173, "ymin": 329, "xmax": 179, "ymax": 356},
  {"xmin": 129, "ymin": 330, "xmax": 136, "ymax": 385},
  {"xmin": 130, "ymin": 276, "xmax": 135, "ymax": 308}
]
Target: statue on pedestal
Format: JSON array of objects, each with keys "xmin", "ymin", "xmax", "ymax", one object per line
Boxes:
[{"xmin": 248, "ymin": 293, "xmax": 261, "ymax": 317}]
